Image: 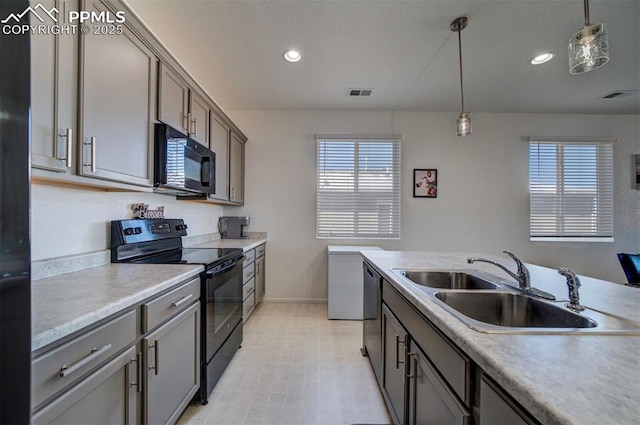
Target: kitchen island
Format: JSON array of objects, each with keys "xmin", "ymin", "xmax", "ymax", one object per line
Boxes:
[{"xmin": 361, "ymin": 250, "xmax": 640, "ymax": 425}]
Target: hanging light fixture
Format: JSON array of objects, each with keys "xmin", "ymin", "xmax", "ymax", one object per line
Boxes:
[
  {"xmin": 568, "ymin": 0, "xmax": 609, "ymax": 74},
  {"xmin": 450, "ymin": 16, "xmax": 471, "ymax": 137}
]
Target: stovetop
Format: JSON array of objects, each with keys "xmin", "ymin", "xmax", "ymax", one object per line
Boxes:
[
  {"xmin": 110, "ymin": 218, "xmax": 243, "ymax": 268},
  {"xmin": 125, "ymin": 247, "xmax": 243, "ymax": 268}
]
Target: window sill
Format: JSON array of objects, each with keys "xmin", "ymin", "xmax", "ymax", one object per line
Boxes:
[{"xmin": 530, "ymin": 237, "xmax": 614, "ymax": 243}]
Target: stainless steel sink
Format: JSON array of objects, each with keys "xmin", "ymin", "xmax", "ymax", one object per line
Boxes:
[
  {"xmin": 392, "ymin": 270, "xmax": 502, "ymax": 290},
  {"xmin": 433, "ymin": 291, "xmax": 640, "ymax": 334}
]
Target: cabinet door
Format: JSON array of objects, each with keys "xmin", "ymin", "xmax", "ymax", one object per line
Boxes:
[
  {"xmin": 31, "ymin": 347, "xmax": 138, "ymax": 425},
  {"xmin": 229, "ymin": 132, "xmax": 245, "ymax": 204},
  {"xmin": 158, "ymin": 63, "xmax": 189, "ymax": 134},
  {"xmin": 144, "ymin": 303, "xmax": 200, "ymax": 425},
  {"xmin": 209, "ymin": 114, "xmax": 229, "ymax": 201},
  {"xmin": 255, "ymin": 253, "xmax": 265, "ymax": 303},
  {"xmin": 408, "ymin": 342, "xmax": 471, "ymax": 425},
  {"xmin": 480, "ymin": 375, "xmax": 535, "ymax": 425},
  {"xmin": 79, "ymin": 0, "xmax": 156, "ymax": 187},
  {"xmin": 188, "ymin": 92, "xmax": 209, "ymax": 146},
  {"xmin": 383, "ymin": 304, "xmax": 408, "ymax": 425},
  {"xmin": 31, "ymin": 0, "xmax": 77, "ymax": 173}
]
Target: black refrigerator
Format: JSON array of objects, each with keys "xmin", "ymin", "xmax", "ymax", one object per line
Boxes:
[{"xmin": 0, "ymin": 0, "xmax": 32, "ymax": 423}]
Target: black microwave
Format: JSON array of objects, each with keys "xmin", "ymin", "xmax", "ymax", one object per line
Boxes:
[{"xmin": 154, "ymin": 123, "xmax": 216, "ymax": 196}]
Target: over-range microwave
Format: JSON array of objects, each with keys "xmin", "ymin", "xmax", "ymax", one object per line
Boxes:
[{"xmin": 154, "ymin": 123, "xmax": 216, "ymax": 196}]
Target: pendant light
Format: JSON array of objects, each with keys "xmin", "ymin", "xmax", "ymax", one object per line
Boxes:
[
  {"xmin": 568, "ymin": 0, "xmax": 609, "ymax": 74},
  {"xmin": 450, "ymin": 17, "xmax": 471, "ymax": 137}
]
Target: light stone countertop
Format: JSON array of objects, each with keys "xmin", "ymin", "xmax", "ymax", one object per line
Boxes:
[
  {"xmin": 361, "ymin": 250, "xmax": 640, "ymax": 425},
  {"xmin": 188, "ymin": 237, "xmax": 267, "ymax": 252},
  {"xmin": 32, "ymin": 263, "xmax": 203, "ymax": 352}
]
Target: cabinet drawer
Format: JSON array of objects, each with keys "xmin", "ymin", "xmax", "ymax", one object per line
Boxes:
[
  {"xmin": 32, "ymin": 310, "xmax": 136, "ymax": 409},
  {"xmin": 243, "ymin": 292, "xmax": 255, "ymax": 321},
  {"xmin": 383, "ymin": 280, "xmax": 471, "ymax": 406},
  {"xmin": 243, "ymin": 277, "xmax": 255, "ymax": 301},
  {"xmin": 243, "ymin": 262, "xmax": 255, "ymax": 283},
  {"xmin": 32, "ymin": 346, "xmax": 137, "ymax": 425},
  {"xmin": 142, "ymin": 277, "xmax": 199, "ymax": 333},
  {"xmin": 255, "ymin": 244, "xmax": 265, "ymax": 258},
  {"xmin": 243, "ymin": 249, "xmax": 256, "ymax": 265}
]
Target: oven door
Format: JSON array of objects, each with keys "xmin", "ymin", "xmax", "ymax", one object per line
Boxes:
[{"xmin": 203, "ymin": 258, "xmax": 244, "ymax": 363}]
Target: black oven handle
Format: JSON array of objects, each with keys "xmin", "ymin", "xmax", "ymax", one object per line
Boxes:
[{"xmin": 205, "ymin": 255, "xmax": 245, "ymax": 278}]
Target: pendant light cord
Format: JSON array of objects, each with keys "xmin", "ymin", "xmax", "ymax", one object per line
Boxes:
[
  {"xmin": 583, "ymin": 0, "xmax": 590, "ymax": 26},
  {"xmin": 457, "ymin": 27, "xmax": 465, "ymax": 113}
]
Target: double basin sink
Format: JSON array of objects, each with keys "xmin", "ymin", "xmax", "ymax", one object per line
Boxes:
[{"xmin": 390, "ymin": 269, "xmax": 640, "ymax": 334}]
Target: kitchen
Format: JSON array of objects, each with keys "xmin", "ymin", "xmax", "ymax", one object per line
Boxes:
[{"xmin": 1, "ymin": 0, "xmax": 639, "ymax": 424}]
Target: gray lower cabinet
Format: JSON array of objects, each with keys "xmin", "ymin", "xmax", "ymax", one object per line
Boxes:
[
  {"xmin": 255, "ymin": 250, "xmax": 266, "ymax": 303},
  {"xmin": 408, "ymin": 342, "xmax": 471, "ymax": 425},
  {"xmin": 31, "ymin": 346, "xmax": 138, "ymax": 425},
  {"xmin": 78, "ymin": 0, "xmax": 156, "ymax": 187},
  {"xmin": 383, "ymin": 304, "xmax": 408, "ymax": 425},
  {"xmin": 143, "ymin": 302, "xmax": 200, "ymax": 425},
  {"xmin": 480, "ymin": 374, "xmax": 537, "ymax": 425}
]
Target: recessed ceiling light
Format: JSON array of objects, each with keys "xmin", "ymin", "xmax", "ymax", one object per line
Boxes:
[
  {"xmin": 531, "ymin": 53, "xmax": 554, "ymax": 65},
  {"xmin": 283, "ymin": 49, "xmax": 302, "ymax": 63}
]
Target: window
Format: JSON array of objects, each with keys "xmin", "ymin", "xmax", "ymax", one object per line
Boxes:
[
  {"xmin": 316, "ymin": 135, "xmax": 401, "ymax": 239},
  {"xmin": 529, "ymin": 138, "xmax": 614, "ymax": 241}
]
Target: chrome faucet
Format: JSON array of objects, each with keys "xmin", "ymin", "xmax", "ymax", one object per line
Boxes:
[
  {"xmin": 467, "ymin": 250, "xmax": 531, "ymax": 290},
  {"xmin": 558, "ymin": 268, "xmax": 585, "ymax": 312},
  {"xmin": 467, "ymin": 250, "xmax": 556, "ymax": 300}
]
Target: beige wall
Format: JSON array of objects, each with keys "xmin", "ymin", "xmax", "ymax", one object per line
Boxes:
[
  {"xmin": 31, "ymin": 183, "xmax": 223, "ymax": 261},
  {"xmin": 228, "ymin": 110, "xmax": 640, "ymax": 302}
]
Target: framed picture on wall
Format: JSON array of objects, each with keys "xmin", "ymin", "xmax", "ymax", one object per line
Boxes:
[{"xmin": 414, "ymin": 169, "xmax": 437, "ymax": 198}]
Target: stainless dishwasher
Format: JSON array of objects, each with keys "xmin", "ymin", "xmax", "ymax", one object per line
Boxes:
[{"xmin": 362, "ymin": 261, "xmax": 383, "ymax": 385}]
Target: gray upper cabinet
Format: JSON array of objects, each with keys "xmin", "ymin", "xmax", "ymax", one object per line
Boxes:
[
  {"xmin": 78, "ymin": 0, "xmax": 156, "ymax": 187},
  {"xmin": 188, "ymin": 92, "xmax": 209, "ymax": 146},
  {"xmin": 209, "ymin": 114, "xmax": 229, "ymax": 201},
  {"xmin": 158, "ymin": 64, "xmax": 210, "ymax": 147},
  {"xmin": 229, "ymin": 131, "xmax": 245, "ymax": 205},
  {"xmin": 31, "ymin": 0, "xmax": 78, "ymax": 173},
  {"xmin": 158, "ymin": 63, "xmax": 189, "ymax": 135}
]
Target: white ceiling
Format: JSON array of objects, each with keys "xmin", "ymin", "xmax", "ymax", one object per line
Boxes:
[{"xmin": 126, "ymin": 0, "xmax": 640, "ymax": 114}]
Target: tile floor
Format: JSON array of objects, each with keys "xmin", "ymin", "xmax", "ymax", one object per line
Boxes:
[{"xmin": 177, "ymin": 303, "xmax": 392, "ymax": 425}]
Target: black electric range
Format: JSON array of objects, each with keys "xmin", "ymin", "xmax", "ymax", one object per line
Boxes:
[{"xmin": 110, "ymin": 218, "xmax": 245, "ymax": 403}]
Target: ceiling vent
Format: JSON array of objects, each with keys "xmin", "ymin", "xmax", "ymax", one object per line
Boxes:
[
  {"xmin": 349, "ymin": 88, "xmax": 374, "ymax": 97},
  {"xmin": 602, "ymin": 90, "xmax": 639, "ymax": 99}
]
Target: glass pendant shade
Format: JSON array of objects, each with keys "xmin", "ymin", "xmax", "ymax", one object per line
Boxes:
[
  {"xmin": 568, "ymin": 23, "xmax": 609, "ymax": 74},
  {"xmin": 456, "ymin": 112, "xmax": 472, "ymax": 137}
]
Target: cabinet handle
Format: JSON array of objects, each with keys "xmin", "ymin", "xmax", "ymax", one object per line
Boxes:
[
  {"xmin": 395, "ymin": 335, "xmax": 405, "ymax": 369},
  {"xmin": 130, "ymin": 352, "xmax": 143, "ymax": 393},
  {"xmin": 60, "ymin": 344, "xmax": 112, "ymax": 377},
  {"xmin": 183, "ymin": 114, "xmax": 189, "ymax": 132},
  {"xmin": 410, "ymin": 353, "xmax": 418, "ymax": 425},
  {"xmin": 149, "ymin": 341, "xmax": 159, "ymax": 375},
  {"xmin": 57, "ymin": 128, "xmax": 73, "ymax": 168},
  {"xmin": 83, "ymin": 137, "xmax": 96, "ymax": 172},
  {"xmin": 190, "ymin": 116, "xmax": 197, "ymax": 136},
  {"xmin": 171, "ymin": 293, "xmax": 193, "ymax": 307}
]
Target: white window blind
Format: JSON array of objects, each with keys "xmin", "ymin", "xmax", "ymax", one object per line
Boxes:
[
  {"xmin": 529, "ymin": 139, "xmax": 614, "ymax": 241},
  {"xmin": 316, "ymin": 136, "xmax": 401, "ymax": 239}
]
